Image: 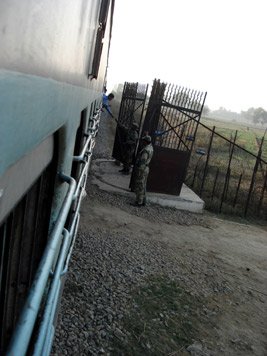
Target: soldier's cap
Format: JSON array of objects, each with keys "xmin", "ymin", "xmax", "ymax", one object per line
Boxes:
[{"xmin": 142, "ymin": 135, "xmax": 152, "ymax": 143}]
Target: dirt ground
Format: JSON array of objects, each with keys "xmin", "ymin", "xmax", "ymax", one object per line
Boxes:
[
  {"xmin": 52, "ymin": 106, "xmax": 267, "ymax": 355},
  {"xmin": 80, "ymin": 186, "xmax": 267, "ymax": 355},
  {"xmin": 77, "ymin": 110, "xmax": 267, "ymax": 355}
]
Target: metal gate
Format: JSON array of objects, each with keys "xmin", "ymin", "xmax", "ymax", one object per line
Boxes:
[
  {"xmin": 112, "ymin": 82, "xmax": 148, "ymax": 163},
  {"xmin": 143, "ymin": 79, "xmax": 207, "ymax": 195}
]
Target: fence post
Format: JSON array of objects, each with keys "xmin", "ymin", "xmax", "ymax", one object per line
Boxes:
[
  {"xmin": 257, "ymin": 168, "xmax": 267, "ymax": 215},
  {"xmin": 192, "ymin": 164, "xmax": 198, "ymax": 188},
  {"xmin": 211, "ymin": 167, "xmax": 219, "ymax": 201},
  {"xmin": 233, "ymin": 173, "xmax": 243, "ymax": 208},
  {"xmin": 245, "ymin": 135, "xmax": 264, "ymax": 217},
  {"xmin": 219, "ymin": 130, "xmax": 237, "ymax": 213},
  {"xmin": 200, "ymin": 126, "xmax": 215, "ymax": 196}
]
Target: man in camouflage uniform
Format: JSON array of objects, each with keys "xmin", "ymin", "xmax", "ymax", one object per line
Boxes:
[
  {"xmin": 119, "ymin": 122, "xmax": 139, "ymax": 174},
  {"xmin": 133, "ymin": 135, "xmax": 154, "ymax": 206}
]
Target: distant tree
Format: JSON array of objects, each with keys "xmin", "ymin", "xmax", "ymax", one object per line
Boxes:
[
  {"xmin": 241, "ymin": 107, "xmax": 255, "ymax": 122},
  {"xmin": 253, "ymin": 107, "xmax": 267, "ymax": 126},
  {"xmin": 210, "ymin": 107, "xmax": 241, "ymax": 121},
  {"xmin": 242, "ymin": 107, "xmax": 267, "ymax": 126}
]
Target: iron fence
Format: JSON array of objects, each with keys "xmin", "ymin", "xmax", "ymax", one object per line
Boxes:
[{"xmin": 186, "ymin": 121, "xmax": 267, "ymax": 220}]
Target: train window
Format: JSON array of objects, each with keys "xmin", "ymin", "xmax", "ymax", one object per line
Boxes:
[
  {"xmin": 90, "ymin": 29, "xmax": 103, "ymax": 79},
  {"xmin": 0, "ymin": 153, "xmax": 57, "ymax": 353},
  {"xmin": 89, "ymin": 101, "xmax": 94, "ymax": 119},
  {"xmin": 99, "ymin": 0, "xmax": 110, "ymax": 25},
  {"xmin": 89, "ymin": 0, "xmax": 111, "ymax": 79},
  {"xmin": 93, "ymin": 100, "xmax": 97, "ymax": 114}
]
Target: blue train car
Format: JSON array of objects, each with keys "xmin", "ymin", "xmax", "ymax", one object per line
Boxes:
[{"xmin": 0, "ymin": 0, "xmax": 115, "ymax": 354}]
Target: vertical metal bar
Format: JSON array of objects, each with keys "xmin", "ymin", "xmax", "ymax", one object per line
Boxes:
[
  {"xmin": 61, "ymin": 214, "xmax": 80, "ymax": 276},
  {"xmin": 176, "ymin": 86, "xmax": 184, "ymax": 150},
  {"xmin": 142, "ymin": 79, "xmax": 166, "ymax": 140},
  {"xmin": 219, "ymin": 130, "xmax": 237, "ymax": 212},
  {"xmin": 200, "ymin": 126, "xmax": 215, "ymax": 196},
  {"xmin": 193, "ymin": 92, "xmax": 207, "ymax": 153},
  {"xmin": 192, "ymin": 164, "xmax": 198, "ymax": 188},
  {"xmin": 224, "ymin": 167, "xmax": 231, "ymax": 201},
  {"xmin": 0, "ymin": 223, "xmax": 7, "ymax": 296},
  {"xmin": 233, "ymin": 173, "xmax": 243, "ymax": 208},
  {"xmin": 34, "ymin": 229, "xmax": 70, "ymax": 356},
  {"xmin": 15, "ymin": 184, "xmax": 40, "ymax": 321},
  {"xmin": 244, "ymin": 135, "xmax": 264, "ymax": 216},
  {"xmin": 257, "ymin": 168, "xmax": 267, "ymax": 214},
  {"xmin": 211, "ymin": 168, "xmax": 220, "ymax": 201},
  {"xmin": 7, "ymin": 174, "xmax": 76, "ymax": 356},
  {"xmin": 139, "ymin": 84, "xmax": 148, "ymax": 126},
  {"xmin": 166, "ymin": 84, "xmax": 175, "ymax": 148},
  {"xmin": 163, "ymin": 83, "xmax": 171, "ymax": 148},
  {"xmin": 133, "ymin": 83, "xmax": 148, "ymax": 160},
  {"xmin": 9, "ymin": 199, "xmax": 25, "ymax": 330},
  {"xmin": 173, "ymin": 85, "xmax": 181, "ymax": 149},
  {"xmin": 42, "ymin": 317, "xmax": 56, "ymax": 356},
  {"xmin": 185, "ymin": 89, "xmax": 196, "ymax": 142},
  {"xmin": 117, "ymin": 82, "xmax": 127, "ymax": 124},
  {"xmin": 29, "ymin": 176, "xmax": 44, "ymax": 283}
]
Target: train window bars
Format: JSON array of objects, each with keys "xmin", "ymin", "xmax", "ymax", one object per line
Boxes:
[{"xmin": 89, "ymin": 0, "xmax": 111, "ymax": 79}]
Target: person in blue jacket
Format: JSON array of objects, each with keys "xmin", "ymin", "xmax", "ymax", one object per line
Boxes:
[{"xmin": 102, "ymin": 92, "xmax": 115, "ymax": 118}]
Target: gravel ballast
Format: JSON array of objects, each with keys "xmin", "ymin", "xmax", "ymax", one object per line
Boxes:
[{"xmin": 52, "ymin": 112, "xmax": 267, "ymax": 355}]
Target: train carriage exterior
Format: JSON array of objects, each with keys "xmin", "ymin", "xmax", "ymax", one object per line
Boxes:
[{"xmin": 0, "ymin": 0, "xmax": 115, "ymax": 354}]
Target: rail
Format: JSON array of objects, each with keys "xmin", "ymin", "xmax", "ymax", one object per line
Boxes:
[
  {"xmin": 7, "ymin": 174, "xmax": 76, "ymax": 356},
  {"xmin": 7, "ymin": 109, "xmax": 101, "ymax": 355},
  {"xmin": 73, "ymin": 110, "xmax": 99, "ymax": 162}
]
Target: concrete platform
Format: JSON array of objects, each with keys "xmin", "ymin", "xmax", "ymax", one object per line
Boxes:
[{"xmin": 91, "ymin": 159, "xmax": 205, "ymax": 213}]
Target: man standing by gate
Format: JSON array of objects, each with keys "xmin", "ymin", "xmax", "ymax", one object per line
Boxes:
[
  {"xmin": 133, "ymin": 135, "xmax": 154, "ymax": 207},
  {"xmin": 119, "ymin": 122, "xmax": 139, "ymax": 174}
]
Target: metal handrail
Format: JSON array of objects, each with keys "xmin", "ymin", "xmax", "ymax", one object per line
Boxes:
[
  {"xmin": 73, "ymin": 142, "xmax": 94, "ymax": 200},
  {"xmin": 7, "ymin": 174, "xmax": 76, "ymax": 356},
  {"xmin": 73, "ymin": 134, "xmax": 93, "ymax": 162},
  {"xmin": 61, "ymin": 213, "xmax": 80, "ymax": 276},
  {"xmin": 88, "ymin": 110, "xmax": 101, "ymax": 137},
  {"xmin": 33, "ymin": 228, "xmax": 70, "ymax": 356},
  {"xmin": 73, "ymin": 115, "xmax": 99, "ymax": 162},
  {"xmin": 7, "ymin": 109, "xmax": 101, "ymax": 355},
  {"xmin": 73, "ymin": 159, "xmax": 89, "ymax": 200},
  {"xmin": 35, "ymin": 183, "xmax": 83, "ymax": 354}
]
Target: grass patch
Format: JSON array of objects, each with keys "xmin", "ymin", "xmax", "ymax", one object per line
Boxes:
[
  {"xmin": 112, "ymin": 276, "xmax": 204, "ymax": 355},
  {"xmin": 200, "ymin": 117, "xmax": 267, "ymax": 159},
  {"xmin": 185, "ymin": 117, "xmax": 267, "ymax": 219}
]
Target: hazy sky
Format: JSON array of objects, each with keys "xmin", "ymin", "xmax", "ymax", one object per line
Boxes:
[{"xmin": 107, "ymin": 0, "xmax": 267, "ymax": 112}]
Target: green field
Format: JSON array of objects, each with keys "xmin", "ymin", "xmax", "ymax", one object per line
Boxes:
[{"xmin": 200, "ymin": 117, "xmax": 267, "ymax": 161}]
